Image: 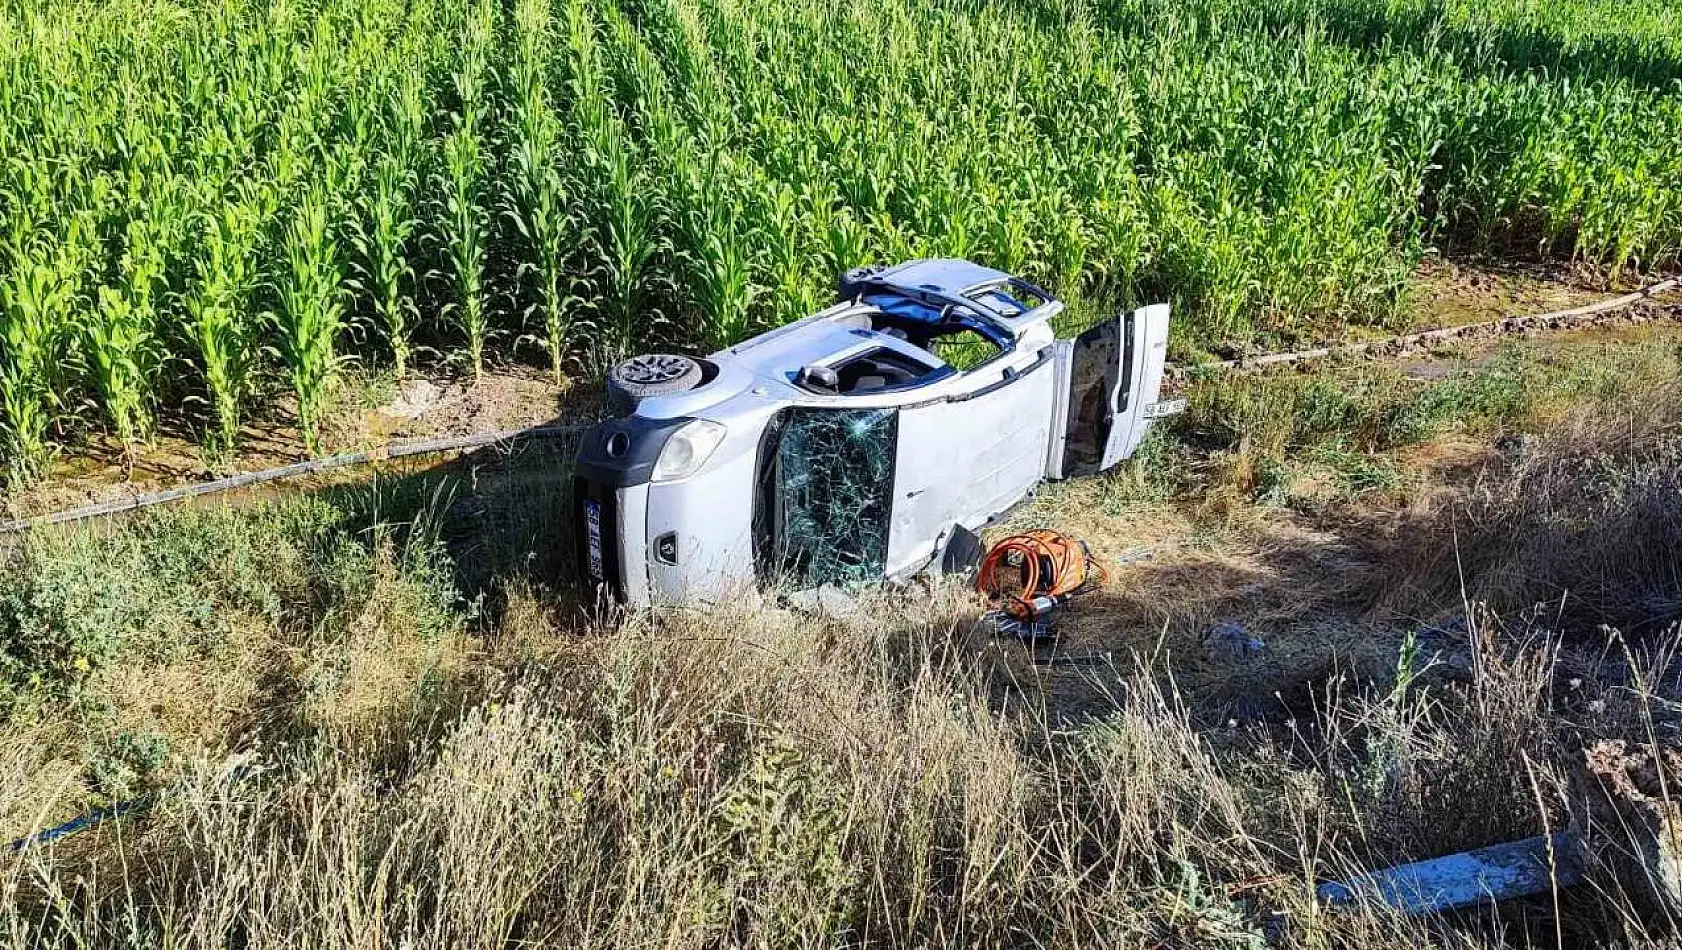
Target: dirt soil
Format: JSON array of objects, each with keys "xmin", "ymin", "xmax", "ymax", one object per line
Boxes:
[
  {"xmin": 1405, "ymin": 257, "xmax": 1610, "ymax": 329},
  {"xmin": 977, "ymin": 451, "xmax": 1492, "ymax": 726},
  {"xmin": 4, "ymin": 365, "xmax": 596, "ymax": 523}
]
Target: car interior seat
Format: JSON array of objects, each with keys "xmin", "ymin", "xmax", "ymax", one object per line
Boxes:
[{"xmin": 839, "ymin": 356, "xmax": 918, "ymax": 392}]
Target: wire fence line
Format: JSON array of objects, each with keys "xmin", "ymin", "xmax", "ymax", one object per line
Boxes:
[{"xmin": 0, "ymin": 425, "xmax": 588, "ymax": 535}]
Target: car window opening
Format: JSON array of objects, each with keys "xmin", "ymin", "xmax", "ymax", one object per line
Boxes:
[
  {"xmin": 967, "ymin": 279, "xmax": 1049, "ymax": 316},
  {"xmin": 926, "ymin": 327, "xmax": 1002, "ymax": 371},
  {"xmin": 753, "ymin": 407, "xmax": 897, "ymax": 589},
  {"xmin": 797, "ymin": 303, "xmax": 1010, "ymax": 395},
  {"xmin": 833, "ymin": 348, "xmax": 935, "ymax": 392}
]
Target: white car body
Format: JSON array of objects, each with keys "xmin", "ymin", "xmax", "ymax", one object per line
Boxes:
[{"xmin": 573, "ymin": 258, "xmax": 1181, "ymax": 606}]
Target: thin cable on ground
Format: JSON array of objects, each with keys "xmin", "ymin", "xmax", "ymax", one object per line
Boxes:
[
  {"xmin": 5, "ymin": 758, "xmax": 260, "ymax": 853},
  {"xmin": 1167, "ymin": 275, "xmax": 1681, "ymax": 377},
  {"xmin": 0, "ymin": 424, "xmax": 586, "ymax": 535},
  {"xmin": 5, "ymin": 794, "xmax": 156, "ymax": 852}
]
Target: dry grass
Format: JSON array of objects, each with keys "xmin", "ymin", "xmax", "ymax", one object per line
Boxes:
[
  {"xmin": 4, "ymin": 342, "xmax": 1682, "ymax": 947},
  {"xmin": 1427, "ymin": 383, "xmax": 1682, "ymax": 632},
  {"xmin": 0, "ymin": 598, "xmax": 1548, "ymax": 946},
  {"xmin": 0, "ymin": 578, "xmax": 1675, "ymax": 948},
  {"xmin": 2, "ymin": 579, "xmax": 1680, "ymax": 947}
]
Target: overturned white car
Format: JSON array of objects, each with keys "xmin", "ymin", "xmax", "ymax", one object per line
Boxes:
[{"xmin": 573, "ymin": 258, "xmax": 1182, "ymax": 606}]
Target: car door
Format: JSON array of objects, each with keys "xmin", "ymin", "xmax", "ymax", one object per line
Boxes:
[
  {"xmin": 884, "ymin": 348, "xmax": 1059, "ymax": 578},
  {"xmin": 1047, "ymin": 303, "xmax": 1178, "ymax": 480}
]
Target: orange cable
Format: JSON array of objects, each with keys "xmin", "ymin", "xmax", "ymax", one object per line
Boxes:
[{"xmin": 977, "ymin": 529, "xmax": 1108, "ymax": 619}]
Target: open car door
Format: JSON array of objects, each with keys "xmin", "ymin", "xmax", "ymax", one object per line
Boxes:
[{"xmin": 1047, "ymin": 303, "xmax": 1182, "ymax": 479}]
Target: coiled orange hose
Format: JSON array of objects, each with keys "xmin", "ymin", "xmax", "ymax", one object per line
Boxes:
[{"xmin": 976, "ymin": 529, "xmax": 1108, "ymax": 619}]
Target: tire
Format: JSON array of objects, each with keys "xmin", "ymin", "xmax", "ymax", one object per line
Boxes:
[{"xmin": 606, "ymin": 353, "xmax": 704, "ymax": 414}]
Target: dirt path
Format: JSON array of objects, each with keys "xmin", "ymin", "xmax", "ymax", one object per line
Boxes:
[{"xmin": 4, "ymin": 366, "xmax": 595, "ymax": 522}]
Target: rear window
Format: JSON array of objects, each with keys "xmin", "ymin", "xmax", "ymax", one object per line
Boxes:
[{"xmin": 753, "ymin": 407, "xmax": 897, "ymax": 589}]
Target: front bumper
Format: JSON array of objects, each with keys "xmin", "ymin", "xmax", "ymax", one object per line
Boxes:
[
  {"xmin": 573, "ymin": 416, "xmax": 690, "ymax": 606},
  {"xmin": 573, "ymin": 414, "xmax": 762, "ymax": 607},
  {"xmin": 574, "ymin": 479, "xmax": 653, "ymax": 606}
]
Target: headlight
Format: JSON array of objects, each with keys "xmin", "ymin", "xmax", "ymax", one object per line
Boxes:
[{"xmin": 651, "ymin": 419, "xmax": 727, "ymax": 482}]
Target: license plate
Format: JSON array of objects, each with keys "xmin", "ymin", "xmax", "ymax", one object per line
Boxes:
[
  {"xmin": 1143, "ymin": 397, "xmax": 1188, "ymax": 419},
  {"xmin": 584, "ymin": 498, "xmax": 605, "ymax": 581}
]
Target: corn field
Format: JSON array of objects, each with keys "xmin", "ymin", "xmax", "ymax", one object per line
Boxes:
[{"xmin": 1, "ymin": 0, "xmax": 1680, "ymax": 476}]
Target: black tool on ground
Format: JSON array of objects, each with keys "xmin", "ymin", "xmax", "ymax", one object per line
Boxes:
[{"xmin": 987, "ymin": 611, "xmax": 1058, "ymax": 644}]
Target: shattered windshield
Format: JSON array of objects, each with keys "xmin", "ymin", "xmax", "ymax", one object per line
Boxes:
[{"xmin": 754, "ymin": 407, "xmax": 898, "ymax": 589}]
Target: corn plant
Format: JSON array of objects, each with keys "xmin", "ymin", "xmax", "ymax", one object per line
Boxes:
[
  {"xmin": 275, "ymin": 183, "xmax": 346, "ymax": 454},
  {"xmin": 85, "ymin": 185, "xmax": 182, "ymax": 454},
  {"xmin": 350, "ymin": 155, "xmax": 422, "ymax": 378},
  {"xmin": 0, "ymin": 255, "xmax": 73, "ymax": 484},
  {"xmin": 678, "ymin": 158, "xmax": 759, "ymax": 351},
  {"xmin": 439, "ymin": 127, "xmax": 490, "ymax": 378},
  {"xmin": 184, "ymin": 193, "xmax": 263, "ymax": 455},
  {"xmin": 595, "ymin": 133, "xmax": 668, "ymax": 361},
  {"xmin": 435, "ymin": 0, "xmax": 495, "ymax": 378},
  {"xmin": 4, "ymin": 191, "xmax": 105, "ymax": 475},
  {"xmin": 504, "ymin": 0, "xmax": 580, "ymax": 381}
]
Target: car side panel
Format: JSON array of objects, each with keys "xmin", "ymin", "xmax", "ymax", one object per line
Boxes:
[{"xmin": 885, "ymin": 357, "xmax": 1057, "ymax": 577}]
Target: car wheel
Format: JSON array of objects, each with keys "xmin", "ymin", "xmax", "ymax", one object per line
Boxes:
[{"xmin": 607, "ymin": 353, "xmax": 704, "ymax": 414}]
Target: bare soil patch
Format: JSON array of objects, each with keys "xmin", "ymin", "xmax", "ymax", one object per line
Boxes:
[
  {"xmin": 4, "ymin": 364, "xmax": 588, "ymax": 522},
  {"xmin": 1405, "ymin": 257, "xmax": 1609, "ymax": 329}
]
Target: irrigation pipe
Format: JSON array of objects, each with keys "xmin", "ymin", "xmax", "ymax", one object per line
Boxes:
[
  {"xmin": 1167, "ymin": 275, "xmax": 1682, "ymax": 377},
  {"xmin": 0, "ymin": 424, "xmax": 586, "ymax": 535},
  {"xmin": 5, "ymin": 794, "xmax": 157, "ymax": 853},
  {"xmin": 5, "ymin": 758, "xmax": 260, "ymax": 853}
]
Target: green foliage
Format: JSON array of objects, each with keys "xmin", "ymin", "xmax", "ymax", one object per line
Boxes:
[
  {"xmin": 186, "ymin": 194, "xmax": 265, "ymax": 456},
  {"xmin": 1174, "ymin": 338, "xmax": 1672, "ymax": 500},
  {"xmin": 0, "ymin": 496, "xmax": 464, "ymax": 709},
  {"xmin": 715, "ymin": 729, "xmax": 857, "ymax": 940},
  {"xmin": 86, "ymin": 728, "xmax": 171, "ymax": 800},
  {"xmin": 1, "ymin": 0, "xmax": 1680, "ymax": 465},
  {"xmin": 1188, "ymin": 346, "xmax": 1538, "ymax": 457},
  {"xmin": 275, "ymin": 183, "xmax": 346, "ymax": 453}
]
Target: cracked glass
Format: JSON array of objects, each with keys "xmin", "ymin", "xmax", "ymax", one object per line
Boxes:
[{"xmin": 755, "ymin": 407, "xmax": 898, "ymax": 589}]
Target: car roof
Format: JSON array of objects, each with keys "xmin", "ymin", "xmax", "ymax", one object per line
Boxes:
[{"xmin": 847, "ymin": 258, "xmax": 1060, "ymax": 332}]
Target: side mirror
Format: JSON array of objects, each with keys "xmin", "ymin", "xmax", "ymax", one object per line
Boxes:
[
  {"xmin": 798, "ymin": 364, "xmax": 840, "ymax": 390},
  {"xmin": 837, "ymin": 265, "xmax": 883, "ymax": 301}
]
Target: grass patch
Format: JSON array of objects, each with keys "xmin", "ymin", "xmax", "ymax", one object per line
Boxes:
[{"xmin": 1156, "ymin": 334, "xmax": 1682, "ymax": 502}]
